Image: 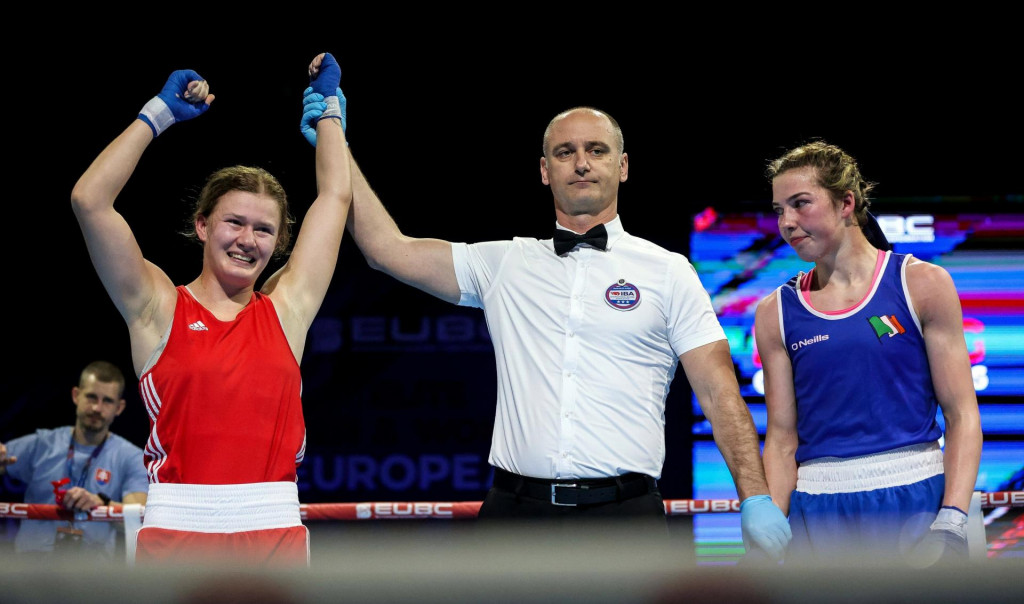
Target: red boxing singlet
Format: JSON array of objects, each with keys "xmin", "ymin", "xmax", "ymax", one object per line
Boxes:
[{"xmin": 139, "ymin": 286, "xmax": 306, "ymax": 485}]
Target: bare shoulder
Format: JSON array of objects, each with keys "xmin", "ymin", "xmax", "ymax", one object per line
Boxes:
[
  {"xmin": 905, "ymin": 257, "xmax": 962, "ymax": 322},
  {"xmin": 753, "ymin": 289, "xmax": 784, "ymax": 347},
  {"xmin": 756, "ymin": 288, "xmax": 780, "ymax": 313},
  {"xmin": 905, "ymin": 256, "xmax": 957, "ymax": 295},
  {"xmin": 754, "ymin": 289, "xmax": 781, "ymax": 326}
]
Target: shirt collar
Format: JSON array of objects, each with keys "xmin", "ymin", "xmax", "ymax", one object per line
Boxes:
[{"xmin": 553, "ymin": 215, "xmax": 625, "ymax": 251}]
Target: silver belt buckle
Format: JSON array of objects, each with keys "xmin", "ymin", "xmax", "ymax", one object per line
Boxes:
[{"xmin": 551, "ymin": 483, "xmax": 578, "ymax": 506}]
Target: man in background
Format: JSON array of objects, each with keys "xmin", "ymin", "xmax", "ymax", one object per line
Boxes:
[{"xmin": 1, "ymin": 360, "xmax": 148, "ymax": 559}]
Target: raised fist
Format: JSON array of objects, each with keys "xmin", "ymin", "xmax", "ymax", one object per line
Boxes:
[
  {"xmin": 309, "ymin": 53, "xmax": 341, "ymax": 98},
  {"xmin": 138, "ymin": 69, "xmax": 214, "ymax": 137}
]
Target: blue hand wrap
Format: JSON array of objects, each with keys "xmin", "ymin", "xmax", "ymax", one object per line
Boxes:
[
  {"xmin": 310, "ymin": 53, "xmax": 341, "ymax": 97},
  {"xmin": 138, "ymin": 69, "xmax": 210, "ymax": 137},
  {"xmin": 909, "ymin": 515, "xmax": 970, "ymax": 567}
]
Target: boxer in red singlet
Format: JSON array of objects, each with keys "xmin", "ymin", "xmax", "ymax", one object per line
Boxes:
[{"xmin": 70, "ymin": 52, "xmax": 351, "ymax": 566}]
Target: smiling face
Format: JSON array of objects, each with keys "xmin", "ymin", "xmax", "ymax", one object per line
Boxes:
[
  {"xmin": 195, "ymin": 190, "xmax": 282, "ymax": 289},
  {"xmin": 189, "ymin": 166, "xmax": 294, "ymax": 257},
  {"xmin": 772, "ymin": 165, "xmax": 852, "ymax": 262},
  {"xmin": 540, "ymin": 109, "xmax": 628, "ymax": 220}
]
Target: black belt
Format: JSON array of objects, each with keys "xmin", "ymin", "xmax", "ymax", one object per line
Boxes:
[{"xmin": 493, "ymin": 468, "xmax": 658, "ymax": 507}]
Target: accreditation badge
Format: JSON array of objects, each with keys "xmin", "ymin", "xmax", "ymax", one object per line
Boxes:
[{"xmin": 605, "ymin": 280, "xmax": 641, "ymax": 311}]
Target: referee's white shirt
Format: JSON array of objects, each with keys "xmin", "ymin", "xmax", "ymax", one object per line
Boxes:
[{"xmin": 451, "ymin": 216, "xmax": 726, "ymax": 480}]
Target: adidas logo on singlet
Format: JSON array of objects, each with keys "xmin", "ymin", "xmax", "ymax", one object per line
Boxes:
[{"xmin": 188, "ymin": 321, "xmax": 209, "ymax": 331}]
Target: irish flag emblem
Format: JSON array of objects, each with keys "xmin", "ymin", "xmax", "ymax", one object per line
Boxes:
[{"xmin": 869, "ymin": 315, "xmax": 906, "ymax": 338}]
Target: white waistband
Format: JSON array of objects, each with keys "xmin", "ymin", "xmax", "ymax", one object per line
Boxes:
[
  {"xmin": 143, "ymin": 482, "xmax": 301, "ymax": 533},
  {"xmin": 796, "ymin": 441, "xmax": 944, "ymax": 495}
]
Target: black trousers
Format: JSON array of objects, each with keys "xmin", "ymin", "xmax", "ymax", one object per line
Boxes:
[
  {"xmin": 479, "ymin": 486, "xmax": 667, "ymax": 519},
  {"xmin": 476, "ymin": 469, "xmax": 670, "ymax": 539}
]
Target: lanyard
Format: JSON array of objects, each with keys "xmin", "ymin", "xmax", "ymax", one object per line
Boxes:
[{"xmin": 65, "ymin": 429, "xmax": 108, "ymax": 489}]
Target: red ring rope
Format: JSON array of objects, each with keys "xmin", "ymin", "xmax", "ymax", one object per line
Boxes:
[{"xmin": 2, "ymin": 491, "xmax": 1021, "ymax": 522}]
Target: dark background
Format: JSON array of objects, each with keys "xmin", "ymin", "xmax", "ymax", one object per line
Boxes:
[{"xmin": 4, "ymin": 25, "xmax": 1021, "ymax": 504}]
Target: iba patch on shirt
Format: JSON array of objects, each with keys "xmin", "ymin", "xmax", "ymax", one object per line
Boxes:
[{"xmin": 605, "ymin": 280, "xmax": 641, "ymax": 311}]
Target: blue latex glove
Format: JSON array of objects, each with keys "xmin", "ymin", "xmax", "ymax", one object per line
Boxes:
[
  {"xmin": 138, "ymin": 69, "xmax": 211, "ymax": 137},
  {"xmin": 739, "ymin": 494, "xmax": 792, "ymax": 561},
  {"xmin": 301, "ymin": 88, "xmax": 326, "ymax": 147},
  {"xmin": 300, "ymin": 86, "xmax": 346, "ymax": 147}
]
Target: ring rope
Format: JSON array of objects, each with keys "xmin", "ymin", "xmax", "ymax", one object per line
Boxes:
[{"xmin": 2, "ymin": 491, "xmax": 1021, "ymax": 522}]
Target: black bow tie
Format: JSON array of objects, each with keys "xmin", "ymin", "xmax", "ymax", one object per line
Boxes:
[{"xmin": 553, "ymin": 224, "xmax": 609, "ymax": 256}]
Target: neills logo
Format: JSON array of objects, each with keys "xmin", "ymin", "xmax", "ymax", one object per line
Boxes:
[{"xmin": 790, "ymin": 334, "xmax": 829, "ymax": 351}]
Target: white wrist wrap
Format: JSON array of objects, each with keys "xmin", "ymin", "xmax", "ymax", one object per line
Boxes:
[
  {"xmin": 930, "ymin": 507, "xmax": 968, "ymax": 539},
  {"xmin": 139, "ymin": 96, "xmax": 175, "ymax": 136},
  {"xmin": 321, "ymin": 96, "xmax": 342, "ymax": 121}
]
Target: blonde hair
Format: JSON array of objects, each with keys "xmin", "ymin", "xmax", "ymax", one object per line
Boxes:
[
  {"xmin": 184, "ymin": 166, "xmax": 295, "ymax": 256},
  {"xmin": 766, "ymin": 141, "xmax": 875, "ymax": 226}
]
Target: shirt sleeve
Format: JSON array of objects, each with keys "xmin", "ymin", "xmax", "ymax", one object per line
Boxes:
[
  {"xmin": 451, "ymin": 240, "xmax": 515, "ymax": 308},
  {"xmin": 666, "ymin": 253, "xmax": 727, "ymax": 357},
  {"xmin": 119, "ymin": 443, "xmax": 150, "ymax": 496},
  {"xmin": 3, "ymin": 432, "xmax": 41, "ymax": 483}
]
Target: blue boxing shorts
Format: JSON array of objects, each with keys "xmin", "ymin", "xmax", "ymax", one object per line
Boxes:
[{"xmin": 786, "ymin": 441, "xmax": 945, "ymax": 565}]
